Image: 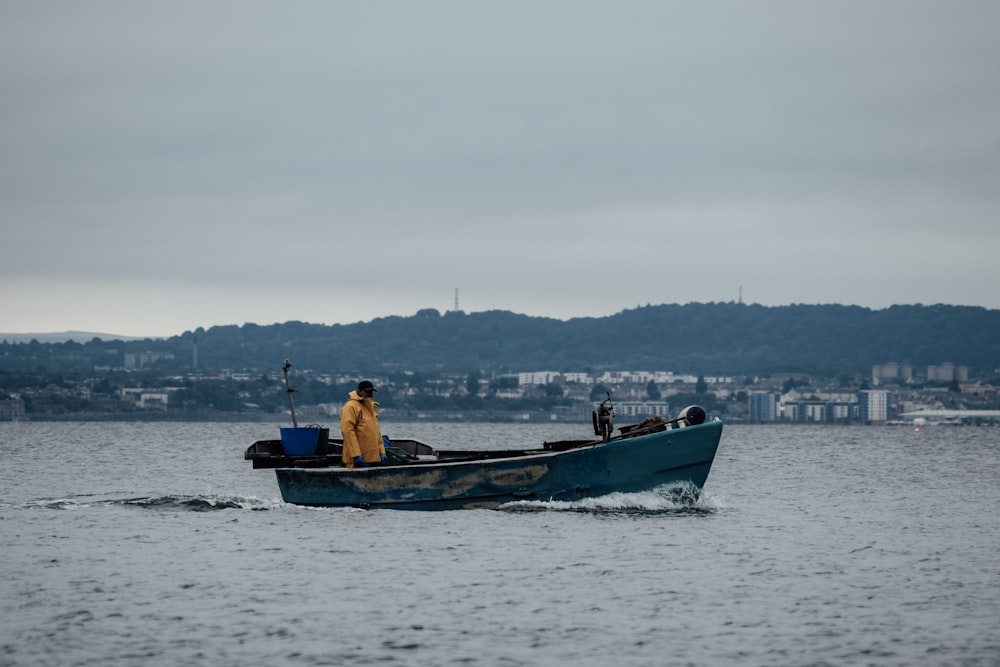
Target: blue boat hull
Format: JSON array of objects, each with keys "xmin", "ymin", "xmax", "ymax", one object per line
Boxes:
[{"xmin": 272, "ymin": 420, "xmax": 723, "ymax": 510}]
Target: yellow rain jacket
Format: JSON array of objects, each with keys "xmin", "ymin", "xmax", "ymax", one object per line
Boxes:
[{"xmin": 340, "ymin": 390, "xmax": 385, "ymax": 467}]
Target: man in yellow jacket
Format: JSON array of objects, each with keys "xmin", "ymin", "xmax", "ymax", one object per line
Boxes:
[{"xmin": 340, "ymin": 380, "xmax": 386, "ymax": 468}]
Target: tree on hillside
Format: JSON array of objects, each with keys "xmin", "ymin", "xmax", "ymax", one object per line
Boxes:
[
  {"xmin": 590, "ymin": 384, "xmax": 610, "ymax": 402},
  {"xmin": 542, "ymin": 383, "xmax": 564, "ymax": 398},
  {"xmin": 646, "ymin": 380, "xmax": 661, "ymax": 400},
  {"xmin": 4, "ymin": 303, "xmax": 1000, "ymax": 375}
]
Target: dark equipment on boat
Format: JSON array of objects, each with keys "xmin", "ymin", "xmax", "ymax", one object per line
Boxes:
[
  {"xmin": 592, "ymin": 393, "xmax": 615, "ymax": 442},
  {"xmin": 616, "ymin": 405, "xmax": 710, "ymax": 439},
  {"xmin": 677, "ymin": 405, "xmax": 707, "ymax": 426}
]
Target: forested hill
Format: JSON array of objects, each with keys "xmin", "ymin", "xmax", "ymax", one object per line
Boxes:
[{"xmin": 3, "ymin": 303, "xmax": 999, "ymax": 377}]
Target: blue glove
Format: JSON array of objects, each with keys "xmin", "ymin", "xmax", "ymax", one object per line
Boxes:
[
  {"xmin": 380, "ymin": 454, "xmax": 388, "ymax": 463},
  {"xmin": 382, "ymin": 435, "xmax": 392, "ymax": 448},
  {"xmin": 353, "ymin": 455, "xmax": 367, "ymax": 468}
]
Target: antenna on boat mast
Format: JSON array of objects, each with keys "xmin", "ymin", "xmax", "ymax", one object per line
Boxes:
[{"xmin": 282, "ymin": 359, "xmax": 298, "ymax": 428}]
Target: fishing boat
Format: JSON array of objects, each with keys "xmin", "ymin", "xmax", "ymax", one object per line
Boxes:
[{"xmin": 244, "ymin": 399, "xmax": 724, "ymax": 510}]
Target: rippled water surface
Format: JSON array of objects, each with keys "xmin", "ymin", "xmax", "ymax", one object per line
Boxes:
[{"xmin": 2, "ymin": 421, "xmax": 998, "ymax": 667}]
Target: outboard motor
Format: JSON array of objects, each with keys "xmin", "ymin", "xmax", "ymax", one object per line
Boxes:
[
  {"xmin": 676, "ymin": 405, "xmax": 706, "ymax": 427},
  {"xmin": 592, "ymin": 394, "xmax": 615, "ymax": 442}
]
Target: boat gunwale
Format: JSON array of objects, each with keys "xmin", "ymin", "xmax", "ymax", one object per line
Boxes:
[{"xmin": 269, "ymin": 420, "xmax": 722, "ymax": 472}]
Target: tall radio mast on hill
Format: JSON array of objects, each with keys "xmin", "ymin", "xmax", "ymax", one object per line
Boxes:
[{"xmin": 453, "ymin": 288, "xmax": 460, "ymax": 312}]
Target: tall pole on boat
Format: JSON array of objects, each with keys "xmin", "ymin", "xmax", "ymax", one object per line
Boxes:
[{"xmin": 282, "ymin": 358, "xmax": 298, "ymax": 427}]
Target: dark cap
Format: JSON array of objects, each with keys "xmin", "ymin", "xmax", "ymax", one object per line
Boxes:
[{"xmin": 358, "ymin": 380, "xmax": 377, "ymax": 393}]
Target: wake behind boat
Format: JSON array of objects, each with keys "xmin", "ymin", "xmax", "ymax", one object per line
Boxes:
[{"xmin": 245, "ymin": 401, "xmax": 724, "ymax": 510}]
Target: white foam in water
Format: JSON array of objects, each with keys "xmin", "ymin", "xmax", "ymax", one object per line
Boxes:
[
  {"xmin": 200, "ymin": 494, "xmax": 285, "ymax": 510},
  {"xmin": 237, "ymin": 495, "xmax": 289, "ymax": 510},
  {"xmin": 21, "ymin": 494, "xmax": 289, "ymax": 512},
  {"xmin": 300, "ymin": 503, "xmax": 369, "ymax": 513},
  {"xmin": 23, "ymin": 490, "xmax": 724, "ymax": 513},
  {"xmin": 23, "ymin": 497, "xmax": 87, "ymax": 511},
  {"xmin": 501, "ymin": 483, "xmax": 722, "ymax": 512}
]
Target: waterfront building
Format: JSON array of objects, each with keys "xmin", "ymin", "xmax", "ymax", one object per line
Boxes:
[
  {"xmin": 749, "ymin": 391, "xmax": 779, "ymax": 422},
  {"xmin": 858, "ymin": 389, "xmax": 889, "ymax": 423}
]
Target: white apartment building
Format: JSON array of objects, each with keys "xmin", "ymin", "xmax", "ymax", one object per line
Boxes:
[
  {"xmin": 858, "ymin": 389, "xmax": 889, "ymax": 422},
  {"xmin": 518, "ymin": 371, "xmax": 561, "ymax": 386}
]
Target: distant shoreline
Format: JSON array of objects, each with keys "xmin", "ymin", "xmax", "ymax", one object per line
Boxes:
[
  {"xmin": 0, "ymin": 331, "xmax": 159, "ymax": 344},
  {"xmin": 5, "ymin": 413, "xmax": 990, "ymax": 426}
]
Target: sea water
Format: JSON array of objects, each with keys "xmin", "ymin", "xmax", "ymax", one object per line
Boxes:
[{"xmin": 1, "ymin": 421, "xmax": 998, "ymax": 667}]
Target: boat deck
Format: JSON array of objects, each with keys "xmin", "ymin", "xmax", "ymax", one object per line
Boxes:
[{"xmin": 244, "ymin": 436, "xmax": 600, "ymax": 469}]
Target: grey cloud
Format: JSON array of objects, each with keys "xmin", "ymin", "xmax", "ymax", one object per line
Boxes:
[{"xmin": 1, "ymin": 1, "xmax": 998, "ymax": 335}]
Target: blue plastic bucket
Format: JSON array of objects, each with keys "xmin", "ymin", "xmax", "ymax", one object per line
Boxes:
[{"xmin": 280, "ymin": 427, "xmax": 320, "ymax": 456}]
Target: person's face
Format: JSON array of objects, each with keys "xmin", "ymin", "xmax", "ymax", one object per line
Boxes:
[{"xmin": 361, "ymin": 388, "xmax": 374, "ymax": 397}]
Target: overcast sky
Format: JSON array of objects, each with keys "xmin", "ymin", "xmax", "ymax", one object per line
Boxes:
[{"xmin": 2, "ymin": 1, "xmax": 999, "ymax": 338}]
